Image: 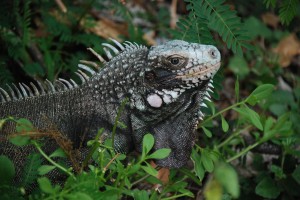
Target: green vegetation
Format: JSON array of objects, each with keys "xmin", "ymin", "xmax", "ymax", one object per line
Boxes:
[{"xmin": 1, "ymin": 0, "xmax": 300, "ymax": 199}]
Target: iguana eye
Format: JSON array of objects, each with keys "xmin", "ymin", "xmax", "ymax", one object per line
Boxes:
[
  {"xmin": 166, "ymin": 56, "xmax": 187, "ymax": 68},
  {"xmin": 170, "ymin": 57, "xmax": 180, "ymax": 65}
]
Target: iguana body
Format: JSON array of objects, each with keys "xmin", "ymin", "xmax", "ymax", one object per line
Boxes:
[{"xmin": 0, "ymin": 40, "xmax": 221, "ymax": 176}]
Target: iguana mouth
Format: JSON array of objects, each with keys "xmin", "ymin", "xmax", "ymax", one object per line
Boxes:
[{"xmin": 175, "ymin": 62, "xmax": 221, "ymax": 79}]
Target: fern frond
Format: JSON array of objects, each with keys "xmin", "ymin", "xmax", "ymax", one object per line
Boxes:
[
  {"xmin": 194, "ymin": 0, "xmax": 251, "ymax": 55},
  {"xmin": 13, "ymin": 0, "xmax": 32, "ymax": 45},
  {"xmin": 171, "ymin": 14, "xmax": 214, "ymax": 44},
  {"xmin": 279, "ymin": 0, "xmax": 298, "ymax": 25},
  {"xmin": 20, "ymin": 153, "xmax": 43, "ymax": 188},
  {"xmin": 263, "ymin": 0, "xmax": 277, "ymax": 8},
  {"xmin": 171, "ymin": 0, "xmax": 214, "ymax": 44}
]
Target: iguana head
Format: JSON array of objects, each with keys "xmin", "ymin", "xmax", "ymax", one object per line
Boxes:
[{"xmin": 142, "ymin": 40, "xmax": 221, "ymax": 108}]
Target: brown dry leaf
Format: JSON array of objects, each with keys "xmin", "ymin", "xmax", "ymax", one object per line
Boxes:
[
  {"xmin": 143, "ymin": 30, "xmax": 156, "ymax": 46},
  {"xmin": 87, "ymin": 18, "xmax": 128, "ymax": 40},
  {"xmin": 262, "ymin": 13, "xmax": 280, "ymax": 29},
  {"xmin": 150, "ymin": 160, "xmax": 169, "ymax": 184},
  {"xmin": 273, "ymin": 34, "xmax": 300, "ymax": 67}
]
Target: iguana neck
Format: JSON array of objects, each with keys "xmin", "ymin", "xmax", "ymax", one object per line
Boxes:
[{"xmin": 83, "ymin": 47, "xmax": 149, "ymax": 104}]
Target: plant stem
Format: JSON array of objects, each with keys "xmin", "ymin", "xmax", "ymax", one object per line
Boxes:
[
  {"xmin": 32, "ymin": 141, "xmax": 76, "ymax": 179},
  {"xmin": 161, "ymin": 193, "xmax": 192, "ymax": 200},
  {"xmin": 226, "ymin": 142, "xmax": 260, "ymax": 163},
  {"xmin": 81, "ymin": 128, "xmax": 104, "ymax": 171},
  {"xmin": 199, "ymin": 101, "xmax": 244, "ymax": 128},
  {"xmin": 111, "ymin": 98, "xmax": 128, "ymax": 148},
  {"xmin": 217, "ymin": 125, "xmax": 252, "ymax": 149}
]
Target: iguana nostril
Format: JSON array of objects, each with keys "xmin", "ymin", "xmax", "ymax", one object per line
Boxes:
[{"xmin": 209, "ymin": 48, "xmax": 217, "ymax": 59}]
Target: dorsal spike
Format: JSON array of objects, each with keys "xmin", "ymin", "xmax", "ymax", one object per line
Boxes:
[
  {"xmin": 109, "ymin": 38, "xmax": 125, "ymax": 50},
  {"xmin": 19, "ymin": 83, "xmax": 28, "ymax": 98},
  {"xmin": 79, "ymin": 60, "xmax": 99, "ymax": 68},
  {"xmin": 22, "ymin": 83, "xmax": 34, "ymax": 97},
  {"xmin": 0, "ymin": 92, "xmax": 5, "ymax": 103},
  {"xmin": 12, "ymin": 83, "xmax": 23, "ymax": 99},
  {"xmin": 36, "ymin": 81, "xmax": 46, "ymax": 95},
  {"xmin": 87, "ymin": 47, "xmax": 106, "ymax": 63},
  {"xmin": 45, "ymin": 79, "xmax": 55, "ymax": 93},
  {"xmin": 124, "ymin": 43, "xmax": 133, "ymax": 50},
  {"xmin": 124, "ymin": 41, "xmax": 136, "ymax": 49},
  {"xmin": 102, "ymin": 43, "xmax": 119, "ymax": 54},
  {"xmin": 78, "ymin": 64, "xmax": 96, "ymax": 75},
  {"xmin": 70, "ymin": 79, "xmax": 78, "ymax": 87},
  {"xmin": 55, "ymin": 80, "xmax": 68, "ymax": 91},
  {"xmin": 75, "ymin": 72, "xmax": 86, "ymax": 83},
  {"xmin": 77, "ymin": 70, "xmax": 90, "ymax": 81},
  {"xmin": 0, "ymin": 87, "xmax": 11, "ymax": 102},
  {"xmin": 59, "ymin": 78, "xmax": 73, "ymax": 89},
  {"xmin": 207, "ymin": 88, "xmax": 213, "ymax": 93},
  {"xmin": 30, "ymin": 82, "xmax": 40, "ymax": 96},
  {"xmin": 103, "ymin": 47, "xmax": 113, "ymax": 59},
  {"xmin": 6, "ymin": 84, "xmax": 17, "ymax": 100},
  {"xmin": 208, "ymin": 83, "xmax": 214, "ymax": 88}
]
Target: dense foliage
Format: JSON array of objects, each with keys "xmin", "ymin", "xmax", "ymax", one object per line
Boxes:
[{"xmin": 0, "ymin": 0, "xmax": 300, "ymax": 199}]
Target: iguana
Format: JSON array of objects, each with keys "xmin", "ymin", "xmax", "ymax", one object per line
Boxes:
[{"xmin": 0, "ymin": 39, "xmax": 221, "ymax": 178}]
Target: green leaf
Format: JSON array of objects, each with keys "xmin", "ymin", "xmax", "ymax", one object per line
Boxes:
[
  {"xmin": 234, "ymin": 106, "xmax": 263, "ymax": 130},
  {"xmin": 246, "ymin": 84, "xmax": 274, "ymax": 106},
  {"xmin": 132, "ymin": 189, "xmax": 149, "ymax": 200},
  {"xmin": 264, "ymin": 117, "xmax": 274, "ymax": 133},
  {"xmin": 214, "ymin": 162, "xmax": 240, "ymax": 198},
  {"xmin": 292, "ymin": 165, "xmax": 300, "ymax": 185},
  {"xmin": 9, "ymin": 135, "xmax": 31, "ymax": 146},
  {"xmin": 70, "ymin": 192, "xmax": 93, "ymax": 200},
  {"xmin": 16, "ymin": 118, "xmax": 34, "ymax": 132},
  {"xmin": 49, "ymin": 148, "xmax": 67, "ymax": 158},
  {"xmin": 202, "ymin": 126, "xmax": 212, "ymax": 138},
  {"xmin": 21, "ymin": 153, "xmax": 43, "ymax": 187},
  {"xmin": 255, "ymin": 176, "xmax": 281, "ymax": 199},
  {"xmin": 178, "ymin": 188, "xmax": 194, "ymax": 198},
  {"xmin": 270, "ymin": 165, "xmax": 286, "ymax": 179},
  {"xmin": 279, "ymin": 0, "xmax": 298, "ymax": 24},
  {"xmin": 221, "ymin": 115, "xmax": 229, "ymax": 132},
  {"xmin": 204, "ymin": 179, "xmax": 223, "ymax": 200},
  {"xmin": 0, "ymin": 118, "xmax": 8, "ymax": 129},
  {"xmin": 147, "ymin": 148, "xmax": 171, "ymax": 159},
  {"xmin": 38, "ymin": 177, "xmax": 55, "ymax": 194},
  {"xmin": 228, "ymin": 56, "xmax": 249, "ymax": 78},
  {"xmin": 191, "ymin": 149, "xmax": 205, "ymax": 181},
  {"xmin": 0, "ymin": 155, "xmax": 15, "ymax": 185},
  {"xmin": 141, "ymin": 162, "xmax": 158, "ymax": 177},
  {"xmin": 38, "ymin": 165, "xmax": 56, "ymax": 175},
  {"xmin": 201, "ymin": 150, "xmax": 214, "ymax": 172},
  {"xmin": 142, "ymin": 134, "xmax": 154, "ymax": 157}
]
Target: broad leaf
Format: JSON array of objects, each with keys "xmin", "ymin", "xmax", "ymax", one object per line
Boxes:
[
  {"xmin": 142, "ymin": 134, "xmax": 154, "ymax": 157},
  {"xmin": 147, "ymin": 148, "xmax": 171, "ymax": 159},
  {"xmin": 214, "ymin": 162, "xmax": 240, "ymax": 198},
  {"xmin": 0, "ymin": 155, "xmax": 15, "ymax": 185},
  {"xmin": 246, "ymin": 84, "xmax": 274, "ymax": 106},
  {"xmin": 38, "ymin": 165, "xmax": 56, "ymax": 175}
]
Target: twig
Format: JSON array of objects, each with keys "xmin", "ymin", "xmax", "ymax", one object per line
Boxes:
[
  {"xmin": 55, "ymin": 0, "xmax": 67, "ymax": 13},
  {"xmin": 170, "ymin": 0, "xmax": 178, "ymax": 29},
  {"xmin": 103, "ymin": 153, "xmax": 120, "ymax": 173}
]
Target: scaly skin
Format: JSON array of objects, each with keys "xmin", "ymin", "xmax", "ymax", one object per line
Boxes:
[{"xmin": 0, "ymin": 40, "xmax": 221, "ymax": 176}]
